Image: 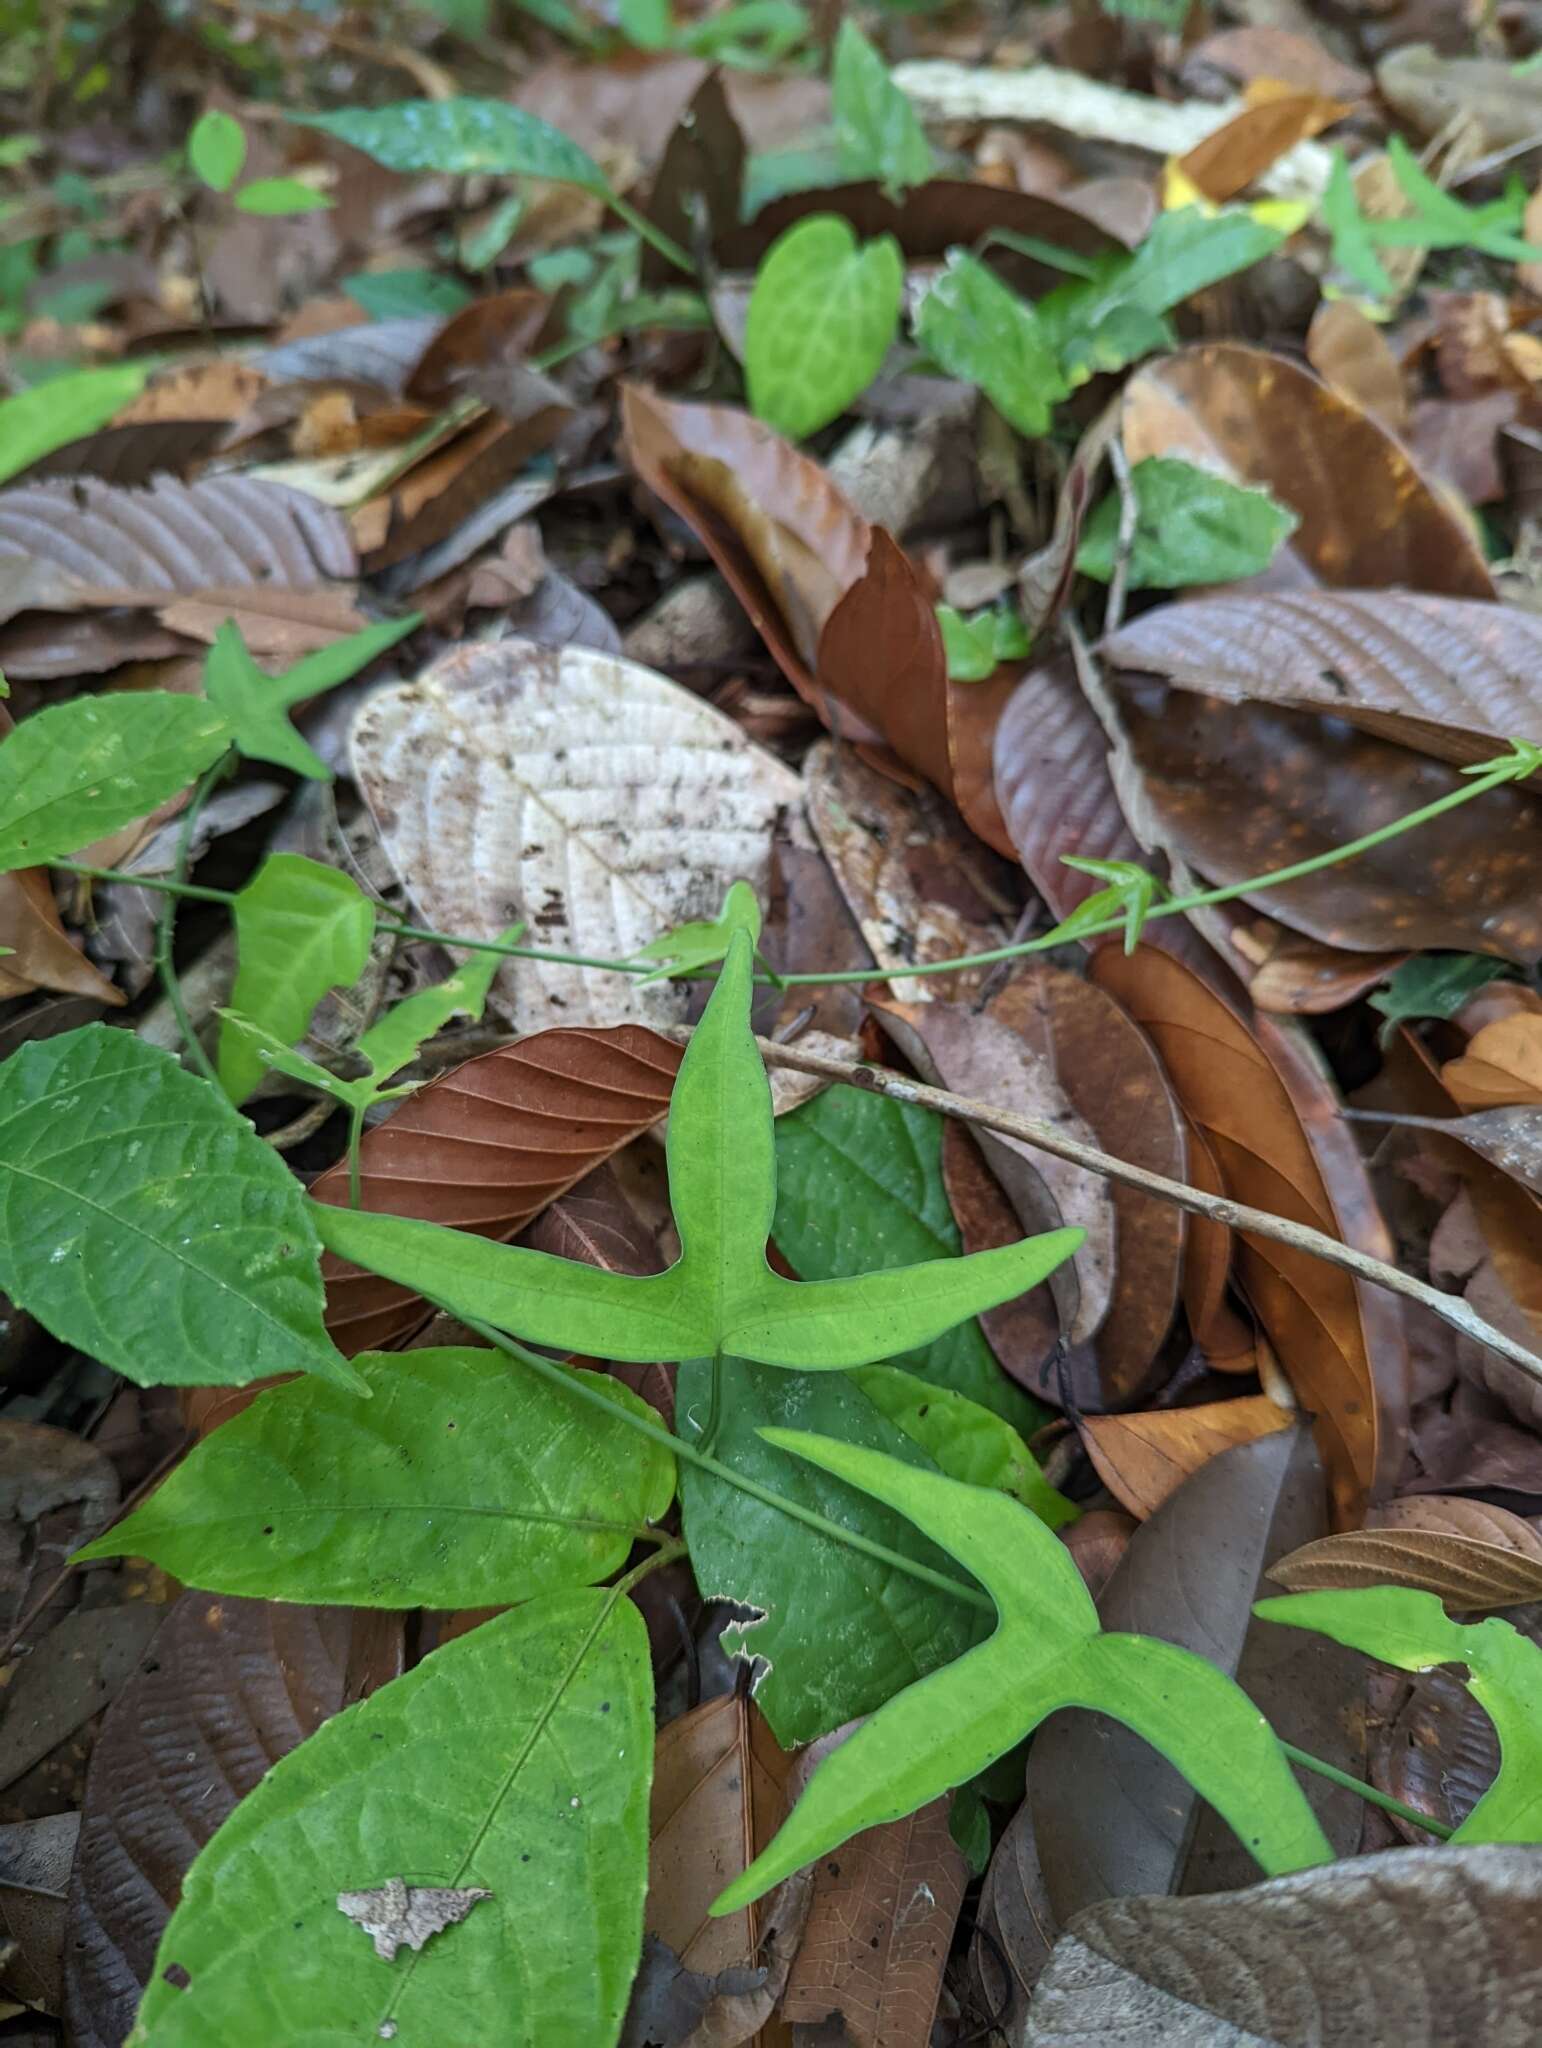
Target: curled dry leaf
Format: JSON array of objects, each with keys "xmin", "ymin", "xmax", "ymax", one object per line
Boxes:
[
  {"xmin": 1267, "ymin": 1525, "xmax": 1542, "ymax": 1611},
  {"xmin": 1025, "ymin": 1846, "xmax": 1542, "ymax": 2048},
  {"xmin": 1079, "ymin": 1394, "xmax": 1292, "ymax": 1521},
  {"xmin": 1240, "ymin": 926, "xmax": 1409, "ymax": 1017},
  {"xmin": 1118, "ymin": 345, "xmax": 1495, "ymax": 597},
  {"xmin": 970, "ymin": 1798, "xmax": 1060, "ymax": 2030},
  {"xmin": 1090, "ymin": 945, "xmax": 1397, "ymax": 1523},
  {"xmin": 313, "ymin": 1027, "xmax": 681, "ymax": 1355},
  {"xmin": 349, "ymin": 638, "xmax": 798, "ymax": 1034},
  {"xmin": 1442, "ymin": 1017, "xmax": 1542, "ymax": 1110}
]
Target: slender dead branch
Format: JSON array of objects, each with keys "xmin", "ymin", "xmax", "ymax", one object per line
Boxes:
[{"xmin": 742, "ymin": 1034, "xmax": 1542, "ymax": 1391}]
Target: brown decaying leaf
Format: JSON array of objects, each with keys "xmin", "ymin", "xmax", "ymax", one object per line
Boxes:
[
  {"xmin": 990, "ymin": 967, "xmax": 1187, "ymax": 1404},
  {"xmin": 1080, "ymin": 1394, "xmax": 1292, "ymax": 1520},
  {"xmin": 1239, "ymin": 925, "xmax": 1409, "ymax": 1016},
  {"xmin": 1305, "ymin": 299, "xmax": 1409, "ymax": 431},
  {"xmin": 0, "ymin": 1604, "xmax": 166, "ymax": 1800},
  {"xmin": 63, "ymin": 1593, "xmax": 401, "ymax": 2048},
  {"xmin": 314, "ymin": 1027, "xmax": 681, "ymax": 1354},
  {"xmin": 0, "ymin": 866, "xmax": 123, "ymax": 1006},
  {"xmin": 1119, "ymin": 345, "xmax": 1495, "ymax": 597},
  {"xmin": 640, "ymin": 1691, "xmax": 798, "ymax": 2048},
  {"xmin": 0, "ymin": 1808, "xmax": 77, "ymax": 2013},
  {"xmin": 969, "ymin": 1798, "xmax": 1060, "ymax": 2031},
  {"xmin": 403, "ymin": 290, "xmax": 552, "ymax": 405},
  {"xmin": 1090, "ymin": 946, "xmax": 1394, "ymax": 1523},
  {"xmin": 349, "ymin": 638, "xmax": 799, "ymax": 1035},
  {"xmin": 643, "ymin": 68, "xmax": 747, "ymax": 288},
  {"xmin": 1176, "ymin": 90, "xmax": 1350, "ymax": 205},
  {"xmin": 355, "ymin": 408, "xmax": 572, "ymax": 570},
  {"xmin": 0, "ymin": 1419, "xmax": 118, "ymax": 1639},
  {"xmin": 1110, "ymin": 683, "xmax": 1542, "ymax": 962},
  {"xmin": 871, "ymin": 998, "xmax": 1115, "ymax": 1346},
  {"xmin": 1187, "ymin": 26, "xmax": 1372, "ymax": 102},
  {"xmin": 1356, "ymin": 1104, "xmax": 1542, "ymax": 1198},
  {"xmin": 941, "ymin": 1122, "xmax": 1062, "ymax": 1399},
  {"xmin": 1442, "ymin": 1016, "xmax": 1542, "ymax": 1110},
  {"xmin": 1103, "ymin": 589, "xmax": 1540, "ymax": 770},
  {"xmin": 1026, "ymin": 1846, "xmax": 1542, "ymax": 2048},
  {"xmin": 1267, "ymin": 1524, "xmax": 1542, "ymax": 1610},
  {"xmin": 1179, "ymin": 1116, "xmax": 1254, "ymax": 1368}
]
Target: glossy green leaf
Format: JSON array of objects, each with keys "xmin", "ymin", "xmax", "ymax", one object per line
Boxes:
[
  {"xmin": 772, "ymin": 1085, "xmax": 1042, "ymax": 1428},
  {"xmin": 1321, "ymin": 150, "xmax": 1396, "ymax": 298},
  {"xmin": 849, "ymin": 1364, "xmax": 1074, "ymax": 1529},
  {"xmin": 1077, "ymin": 456, "xmax": 1297, "ymax": 589},
  {"xmin": 203, "ymin": 614, "xmax": 418, "ymax": 780},
  {"xmin": 745, "ymin": 216, "xmax": 901, "ymax": 440},
  {"xmin": 218, "ymin": 854, "xmax": 377, "ymax": 1107},
  {"xmin": 293, "ymin": 98, "xmax": 610, "ymax": 194},
  {"xmin": 1376, "ymin": 137, "xmax": 1542, "ymax": 264},
  {"xmin": 0, "ymin": 1025, "xmax": 362, "ymax": 1393},
  {"xmin": 832, "ymin": 20, "xmax": 934, "ymax": 198},
  {"xmin": 677, "ymin": 1354, "xmax": 984, "ymax": 1744},
  {"xmin": 0, "ymin": 361, "xmax": 151, "ymax": 485},
  {"xmin": 78, "ymin": 1347, "xmax": 674, "ymax": 1605},
  {"xmin": 1256, "ymin": 1589, "xmax": 1542, "ymax": 1844},
  {"xmin": 234, "ymin": 177, "xmax": 334, "ymax": 215},
  {"xmin": 915, "ymin": 251, "xmax": 1068, "ymax": 437},
  {"xmin": 129, "ymin": 1589, "xmax": 652, "ymax": 2048},
  {"xmin": 188, "ymin": 109, "xmax": 246, "ymax": 192},
  {"xmin": 314, "ymin": 928, "xmax": 1082, "ymax": 1372},
  {"xmin": 714, "ymin": 1432, "xmax": 1333, "ymax": 1913},
  {"xmin": 0, "ymin": 691, "xmax": 231, "ymax": 875}
]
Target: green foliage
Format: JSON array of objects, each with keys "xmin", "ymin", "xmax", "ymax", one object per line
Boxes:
[
  {"xmin": 849, "ymin": 1364, "xmax": 1074, "ymax": 1528},
  {"xmin": 314, "ymin": 929, "xmax": 1083, "ymax": 1372},
  {"xmin": 0, "ymin": 693, "xmax": 229, "ymax": 874},
  {"xmin": 129, "ymin": 1589, "xmax": 653, "ymax": 2048},
  {"xmin": 202, "ymin": 613, "xmax": 419, "ymax": 780},
  {"xmin": 233, "ymin": 176, "xmax": 333, "ymax": 215},
  {"xmin": 0, "ymin": 361, "xmax": 150, "ymax": 484},
  {"xmin": 936, "ymin": 600, "xmax": 1031, "ymax": 681},
  {"xmin": 344, "ymin": 267, "xmax": 474, "ymax": 318},
  {"xmin": 915, "ymin": 251, "xmax": 1068, "ymax": 437},
  {"xmin": 630, "ymin": 878, "xmax": 763, "ymax": 982},
  {"xmin": 618, "ymin": 0, "xmax": 809, "ymax": 60},
  {"xmin": 745, "ymin": 215, "xmax": 903, "ymax": 439},
  {"xmin": 218, "ymin": 854, "xmax": 377, "ymax": 1107},
  {"xmin": 772, "ymin": 1084, "xmax": 1043, "ymax": 1428},
  {"xmin": 1368, "ymin": 953, "xmax": 1516, "ymax": 1036},
  {"xmin": 0, "ymin": 1027, "xmax": 361, "ymax": 1393},
  {"xmin": 187, "ymin": 108, "xmax": 245, "ymax": 192},
  {"xmin": 1257, "ymin": 1589, "xmax": 1542, "ymax": 1843},
  {"xmin": 832, "ymin": 20, "xmax": 935, "ymax": 198},
  {"xmin": 714, "ymin": 1432, "xmax": 1333, "ymax": 1912},
  {"xmin": 1322, "ymin": 141, "xmax": 1542, "ymax": 297},
  {"xmin": 1077, "ymin": 456, "xmax": 1298, "ymax": 589},
  {"xmin": 295, "ymin": 97, "xmax": 610, "ymax": 194},
  {"xmin": 80, "ymin": 1347, "xmax": 675, "ymax": 1605},
  {"xmin": 1046, "ymin": 856, "xmax": 1167, "ymax": 953}
]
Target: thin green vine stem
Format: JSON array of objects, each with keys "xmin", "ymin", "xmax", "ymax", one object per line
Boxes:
[
  {"xmin": 461, "ymin": 1314, "xmax": 1455, "ymax": 1842},
  {"xmin": 346, "ymin": 1100, "xmax": 366, "ymax": 1211},
  {"xmin": 605, "ymin": 192, "xmax": 695, "ymax": 278},
  {"xmin": 153, "ymin": 754, "xmax": 229, "ymax": 1084}
]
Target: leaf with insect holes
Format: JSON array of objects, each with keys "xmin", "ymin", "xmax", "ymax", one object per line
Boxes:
[
  {"xmin": 203, "ymin": 614, "xmax": 418, "ymax": 780},
  {"xmin": 77, "ymin": 1348, "xmax": 674, "ymax": 1606},
  {"xmin": 0, "ymin": 362, "xmax": 151, "ymax": 486},
  {"xmin": 1257, "ymin": 1588, "xmax": 1542, "ymax": 1843},
  {"xmin": 1077, "ymin": 456, "xmax": 1298, "ymax": 588},
  {"xmin": 128, "ymin": 1589, "xmax": 652, "ymax": 2048},
  {"xmin": 0, "ymin": 692, "xmax": 230, "ymax": 874},
  {"xmin": 292, "ymin": 97, "xmax": 610, "ymax": 193},
  {"xmin": 711, "ymin": 1432, "xmax": 1332, "ymax": 1915},
  {"xmin": 0, "ymin": 1025, "xmax": 362, "ymax": 1393},
  {"xmin": 916, "ymin": 251, "xmax": 1068, "ymax": 438},
  {"xmin": 188, "ymin": 109, "xmax": 246, "ymax": 193},
  {"xmin": 746, "ymin": 216, "xmax": 902, "ymax": 440},
  {"xmin": 315, "ymin": 925, "xmax": 1083, "ymax": 1371},
  {"xmin": 832, "ymin": 20, "xmax": 934, "ymax": 198},
  {"xmin": 218, "ymin": 854, "xmax": 376, "ymax": 1107}
]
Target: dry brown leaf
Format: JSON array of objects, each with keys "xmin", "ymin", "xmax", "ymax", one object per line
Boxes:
[
  {"xmin": 1080, "ymin": 1395, "xmax": 1291, "ymax": 1518},
  {"xmin": 1186, "ymin": 27, "xmax": 1372, "ymax": 100},
  {"xmin": 1355, "ymin": 1104, "xmax": 1542, "ymax": 1198},
  {"xmin": 1442, "ymin": 1017, "xmax": 1542, "ymax": 1110},
  {"xmin": 1268, "ymin": 1524, "xmax": 1542, "ymax": 1610},
  {"xmin": 155, "ymin": 583, "xmax": 367, "ymax": 656},
  {"xmin": 1305, "ymin": 300, "xmax": 1410, "ymax": 432},
  {"xmin": 941, "ymin": 1122, "xmax": 1061, "ymax": 1399},
  {"xmin": 1179, "ymin": 1116, "xmax": 1254, "ymax": 1369},
  {"xmin": 1377, "ymin": 44, "xmax": 1542, "ymax": 150},
  {"xmin": 1090, "ymin": 946, "xmax": 1397, "ymax": 1523},
  {"xmin": 313, "ymin": 1026, "xmax": 682, "ymax": 1354},
  {"xmin": 1240, "ymin": 927, "xmax": 1409, "ymax": 1015},
  {"xmin": 114, "ymin": 360, "xmax": 271, "ymax": 425},
  {"xmin": 0, "ymin": 867, "xmax": 122, "ymax": 1006},
  {"xmin": 1176, "ymin": 91, "xmax": 1350, "ymax": 205},
  {"xmin": 354, "ymin": 408, "xmax": 571, "ymax": 571},
  {"xmin": 350, "ymin": 638, "xmax": 798, "ymax": 1034},
  {"xmin": 1119, "ymin": 345, "xmax": 1494, "ymax": 596},
  {"xmin": 1373, "ymin": 1494, "xmax": 1542, "ymax": 1548}
]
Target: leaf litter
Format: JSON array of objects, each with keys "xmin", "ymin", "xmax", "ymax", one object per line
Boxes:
[{"xmin": 3, "ymin": 5, "xmax": 1542, "ymax": 2045}]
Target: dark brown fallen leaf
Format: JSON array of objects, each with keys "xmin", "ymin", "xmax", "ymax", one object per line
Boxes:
[
  {"xmin": 1079, "ymin": 1395, "xmax": 1293, "ymax": 1520},
  {"xmin": 403, "ymin": 289, "xmax": 552, "ymax": 405},
  {"xmin": 63, "ymin": 1593, "xmax": 401, "ymax": 2048},
  {"xmin": 0, "ymin": 1419, "xmax": 118, "ymax": 1641},
  {"xmin": 0, "ymin": 1605, "xmax": 164, "ymax": 1799},
  {"xmin": 354, "ymin": 408, "xmax": 572, "ymax": 571},
  {"xmin": 1028, "ymin": 1429, "xmax": 1365, "ymax": 1918},
  {"xmin": 1119, "ymin": 344, "xmax": 1495, "ymax": 597},
  {"xmin": 1025, "ymin": 1845, "xmax": 1542, "ymax": 2047},
  {"xmin": 941, "ymin": 1123, "xmax": 1062, "ymax": 1400},
  {"xmin": 314, "ymin": 1026, "xmax": 682, "ymax": 1354},
  {"xmin": 0, "ymin": 1810, "xmax": 77, "ymax": 2014},
  {"xmin": 643, "ymin": 68, "xmax": 747, "ymax": 288},
  {"xmin": 969, "ymin": 1799, "xmax": 1059, "ymax": 2036},
  {"xmin": 0, "ymin": 865, "xmax": 124, "ymax": 1007}
]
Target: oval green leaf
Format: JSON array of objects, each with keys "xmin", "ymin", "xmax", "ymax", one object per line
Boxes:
[
  {"xmin": 915, "ymin": 250, "xmax": 1068, "ymax": 438},
  {"xmin": 0, "ymin": 362, "xmax": 151, "ymax": 487},
  {"xmin": 293, "ymin": 98, "xmax": 608, "ymax": 194},
  {"xmin": 188, "ymin": 108, "xmax": 246, "ymax": 192},
  {"xmin": 745, "ymin": 215, "xmax": 902, "ymax": 440}
]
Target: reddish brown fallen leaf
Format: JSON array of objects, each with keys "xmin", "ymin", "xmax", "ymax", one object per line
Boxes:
[
  {"xmin": 941, "ymin": 1122, "xmax": 1061, "ymax": 1399},
  {"xmin": 989, "ymin": 966, "xmax": 1186, "ymax": 1404},
  {"xmin": 403, "ymin": 289, "xmax": 552, "ymax": 404},
  {"xmin": 1176, "ymin": 90, "xmax": 1350, "ymax": 205},
  {"xmin": 1090, "ymin": 946, "xmax": 1399, "ymax": 1523},
  {"xmin": 63, "ymin": 1594, "xmax": 401, "ymax": 2048},
  {"xmin": 1267, "ymin": 1523, "xmax": 1542, "ymax": 1610},
  {"xmin": 1179, "ymin": 1116, "xmax": 1255, "ymax": 1369},
  {"xmin": 1305, "ymin": 300, "xmax": 1409, "ymax": 432},
  {"xmin": 314, "ymin": 1027, "xmax": 682, "ymax": 1354},
  {"xmin": 0, "ymin": 866, "xmax": 123, "ymax": 1005},
  {"xmin": 355, "ymin": 408, "xmax": 571, "ymax": 570},
  {"xmin": 1441, "ymin": 1017, "xmax": 1542, "ymax": 1109},
  {"xmin": 1080, "ymin": 1394, "xmax": 1292, "ymax": 1519},
  {"xmin": 643, "ymin": 67, "xmax": 747, "ymax": 287},
  {"xmin": 1119, "ymin": 345, "xmax": 1494, "ymax": 596},
  {"xmin": 156, "ymin": 583, "xmax": 367, "ymax": 656}
]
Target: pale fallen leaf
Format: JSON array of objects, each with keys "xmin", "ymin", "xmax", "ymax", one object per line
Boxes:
[{"xmin": 335, "ymin": 1877, "xmax": 492, "ymax": 1962}]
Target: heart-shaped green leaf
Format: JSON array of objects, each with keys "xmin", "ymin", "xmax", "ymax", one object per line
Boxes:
[
  {"xmin": 745, "ymin": 215, "xmax": 902, "ymax": 440},
  {"xmin": 188, "ymin": 108, "xmax": 246, "ymax": 192}
]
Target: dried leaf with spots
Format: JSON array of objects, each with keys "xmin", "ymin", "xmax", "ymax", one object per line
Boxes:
[
  {"xmin": 1353, "ymin": 1104, "xmax": 1542, "ymax": 1198},
  {"xmin": 349, "ymin": 639, "xmax": 797, "ymax": 1035},
  {"xmin": 1080, "ymin": 1395, "xmax": 1293, "ymax": 1521},
  {"xmin": 335, "ymin": 1877, "xmax": 492, "ymax": 1961}
]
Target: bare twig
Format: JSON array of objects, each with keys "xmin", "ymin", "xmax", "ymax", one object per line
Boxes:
[{"xmin": 737, "ymin": 1034, "xmax": 1542, "ymax": 1391}]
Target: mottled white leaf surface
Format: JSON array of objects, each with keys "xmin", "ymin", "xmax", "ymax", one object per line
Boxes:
[{"xmin": 350, "ymin": 640, "xmax": 799, "ymax": 1032}]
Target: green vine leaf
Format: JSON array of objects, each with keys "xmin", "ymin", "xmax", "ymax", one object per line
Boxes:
[
  {"xmin": 849, "ymin": 1364, "xmax": 1075, "ymax": 1529},
  {"xmin": 314, "ymin": 926, "xmax": 1082, "ymax": 1371},
  {"xmin": 831, "ymin": 20, "xmax": 934, "ymax": 198},
  {"xmin": 293, "ymin": 98, "xmax": 610, "ymax": 194},
  {"xmin": 915, "ymin": 251, "xmax": 1069, "ymax": 438},
  {"xmin": 0, "ymin": 692, "xmax": 231, "ymax": 875},
  {"xmin": 1046, "ymin": 857, "xmax": 1166, "ymax": 954},
  {"xmin": 0, "ymin": 363, "xmax": 152, "ymax": 487},
  {"xmin": 1256, "ymin": 1588, "xmax": 1542, "ymax": 1844},
  {"xmin": 0, "ymin": 1026, "xmax": 363, "ymax": 1393},
  {"xmin": 188, "ymin": 108, "xmax": 246, "ymax": 192},
  {"xmin": 630, "ymin": 878, "xmax": 761, "ymax": 984},
  {"xmin": 77, "ymin": 1347, "xmax": 674, "ymax": 1606},
  {"xmin": 129, "ymin": 1588, "xmax": 653, "ymax": 2047},
  {"xmin": 745, "ymin": 215, "xmax": 903, "ymax": 440},
  {"xmin": 713, "ymin": 1431, "xmax": 1333, "ymax": 1914},
  {"xmin": 218, "ymin": 854, "xmax": 377, "ymax": 1106},
  {"xmin": 203, "ymin": 614, "xmax": 418, "ymax": 781}
]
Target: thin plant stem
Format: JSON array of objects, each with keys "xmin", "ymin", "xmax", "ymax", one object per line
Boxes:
[
  {"xmin": 153, "ymin": 755, "xmax": 228, "ymax": 1084},
  {"xmin": 461, "ymin": 1316, "xmax": 1455, "ymax": 1842},
  {"xmin": 606, "ymin": 192, "xmax": 695, "ymax": 277},
  {"xmin": 347, "ymin": 1100, "xmax": 366, "ymax": 1211}
]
